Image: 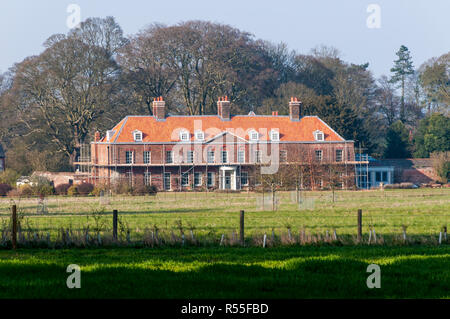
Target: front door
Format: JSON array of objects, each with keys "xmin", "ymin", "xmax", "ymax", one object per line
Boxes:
[{"xmin": 224, "ymin": 172, "xmax": 231, "ymax": 189}]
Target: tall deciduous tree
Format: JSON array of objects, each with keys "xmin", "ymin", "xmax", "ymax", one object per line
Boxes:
[
  {"xmin": 389, "ymin": 45, "xmax": 415, "ymax": 122},
  {"xmin": 419, "ymin": 52, "xmax": 450, "ymax": 115},
  {"xmin": 10, "ymin": 17, "xmax": 127, "ymax": 165}
]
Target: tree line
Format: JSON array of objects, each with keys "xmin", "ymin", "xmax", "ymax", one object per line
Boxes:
[{"xmin": 0, "ymin": 17, "xmax": 448, "ymax": 175}]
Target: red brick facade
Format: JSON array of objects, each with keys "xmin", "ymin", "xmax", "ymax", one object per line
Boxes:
[{"xmin": 89, "ymin": 97, "xmax": 357, "ymax": 190}]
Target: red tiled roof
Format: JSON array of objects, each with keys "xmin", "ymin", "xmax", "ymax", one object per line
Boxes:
[{"xmin": 100, "ymin": 115, "xmax": 346, "ymax": 143}]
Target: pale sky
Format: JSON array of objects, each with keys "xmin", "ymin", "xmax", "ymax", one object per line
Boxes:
[{"xmin": 1, "ymin": 0, "xmax": 449, "ymax": 78}]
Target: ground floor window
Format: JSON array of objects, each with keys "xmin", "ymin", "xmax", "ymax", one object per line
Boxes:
[
  {"xmin": 144, "ymin": 171, "xmax": 151, "ymax": 186},
  {"xmin": 126, "ymin": 171, "xmax": 133, "ymax": 186},
  {"xmin": 164, "ymin": 172, "xmax": 171, "ymax": 190},
  {"xmin": 194, "ymin": 172, "xmax": 202, "ymax": 186},
  {"xmin": 181, "ymin": 173, "xmax": 189, "ymax": 186},
  {"xmin": 240, "ymin": 171, "xmax": 248, "ymax": 186},
  {"xmin": 207, "ymin": 172, "xmax": 214, "ymax": 187}
]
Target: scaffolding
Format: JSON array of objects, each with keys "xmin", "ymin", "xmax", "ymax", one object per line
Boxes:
[{"xmin": 75, "ymin": 139, "xmax": 366, "ymax": 191}]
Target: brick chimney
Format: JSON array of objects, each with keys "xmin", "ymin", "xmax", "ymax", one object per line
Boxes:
[
  {"xmin": 289, "ymin": 97, "xmax": 302, "ymax": 121},
  {"xmin": 217, "ymin": 96, "xmax": 230, "ymax": 120},
  {"xmin": 152, "ymin": 96, "xmax": 166, "ymax": 120},
  {"xmin": 94, "ymin": 131, "xmax": 101, "ymax": 142}
]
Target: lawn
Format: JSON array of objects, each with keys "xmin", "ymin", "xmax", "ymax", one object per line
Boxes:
[
  {"xmin": 0, "ymin": 189, "xmax": 449, "ymax": 299},
  {"xmin": 0, "ymin": 188, "xmax": 448, "ymax": 243},
  {"xmin": 0, "ymin": 246, "xmax": 448, "ymax": 298}
]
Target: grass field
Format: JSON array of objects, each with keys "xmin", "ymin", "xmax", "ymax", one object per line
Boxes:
[
  {"xmin": 0, "ymin": 188, "xmax": 448, "ymax": 243},
  {"xmin": 0, "ymin": 246, "xmax": 448, "ymax": 298},
  {"xmin": 0, "ymin": 189, "xmax": 449, "ymax": 298}
]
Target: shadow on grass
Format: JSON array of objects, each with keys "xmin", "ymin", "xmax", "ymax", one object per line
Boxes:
[{"xmin": 0, "ymin": 246, "xmax": 448, "ymax": 299}]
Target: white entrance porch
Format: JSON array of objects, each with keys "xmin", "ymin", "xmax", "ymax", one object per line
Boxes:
[{"xmin": 219, "ymin": 166, "xmax": 237, "ymax": 190}]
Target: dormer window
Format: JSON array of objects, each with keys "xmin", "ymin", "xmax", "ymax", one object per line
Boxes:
[
  {"xmin": 195, "ymin": 130, "xmax": 204, "ymax": 141},
  {"xmin": 133, "ymin": 130, "xmax": 143, "ymax": 142},
  {"xmin": 314, "ymin": 130, "xmax": 324, "ymax": 141},
  {"xmin": 180, "ymin": 130, "xmax": 190, "ymax": 142},
  {"xmin": 249, "ymin": 130, "xmax": 259, "ymax": 142},
  {"xmin": 270, "ymin": 129, "xmax": 280, "ymax": 141}
]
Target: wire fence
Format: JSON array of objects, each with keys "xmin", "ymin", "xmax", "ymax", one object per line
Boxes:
[{"xmin": 0, "ymin": 189, "xmax": 449, "ymax": 248}]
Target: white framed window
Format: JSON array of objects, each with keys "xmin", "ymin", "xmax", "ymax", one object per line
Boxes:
[
  {"xmin": 166, "ymin": 151, "xmax": 173, "ymax": 164},
  {"xmin": 179, "ymin": 130, "xmax": 190, "ymax": 142},
  {"xmin": 194, "ymin": 172, "xmax": 202, "ymax": 186},
  {"xmin": 207, "ymin": 149, "xmax": 215, "ymax": 163},
  {"xmin": 195, "ymin": 130, "xmax": 204, "ymax": 141},
  {"xmin": 207, "ymin": 172, "xmax": 214, "ymax": 187},
  {"xmin": 255, "ymin": 150, "xmax": 262, "ymax": 163},
  {"xmin": 336, "ymin": 149, "xmax": 343, "ymax": 162},
  {"xmin": 221, "ymin": 151, "xmax": 228, "ymax": 163},
  {"xmin": 181, "ymin": 173, "xmax": 189, "ymax": 186},
  {"xmin": 143, "ymin": 151, "xmax": 151, "ymax": 164},
  {"xmin": 240, "ymin": 172, "xmax": 249, "ymax": 186},
  {"xmin": 237, "ymin": 149, "xmax": 245, "ymax": 163},
  {"xmin": 249, "ymin": 130, "xmax": 259, "ymax": 141},
  {"xmin": 280, "ymin": 150, "xmax": 287, "ymax": 163},
  {"xmin": 133, "ymin": 130, "xmax": 143, "ymax": 142},
  {"xmin": 314, "ymin": 130, "xmax": 324, "ymax": 141},
  {"xmin": 144, "ymin": 171, "xmax": 151, "ymax": 186},
  {"xmin": 125, "ymin": 151, "xmax": 134, "ymax": 164},
  {"xmin": 315, "ymin": 150, "xmax": 323, "ymax": 162},
  {"xmin": 164, "ymin": 172, "xmax": 171, "ymax": 190},
  {"xmin": 187, "ymin": 150, "xmax": 194, "ymax": 163},
  {"xmin": 270, "ymin": 129, "xmax": 280, "ymax": 141}
]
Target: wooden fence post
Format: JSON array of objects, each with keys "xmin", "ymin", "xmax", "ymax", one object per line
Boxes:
[
  {"xmin": 11, "ymin": 205, "xmax": 17, "ymax": 250},
  {"xmin": 239, "ymin": 210, "xmax": 245, "ymax": 246},
  {"xmin": 271, "ymin": 183, "xmax": 275, "ymax": 211},
  {"xmin": 357, "ymin": 209, "xmax": 362, "ymax": 243},
  {"xmin": 113, "ymin": 210, "xmax": 118, "ymax": 241}
]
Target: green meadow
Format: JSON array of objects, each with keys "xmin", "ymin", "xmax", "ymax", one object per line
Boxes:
[{"xmin": 0, "ymin": 188, "xmax": 448, "ymax": 298}]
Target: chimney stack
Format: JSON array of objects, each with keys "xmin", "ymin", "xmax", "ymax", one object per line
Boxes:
[
  {"xmin": 94, "ymin": 131, "xmax": 101, "ymax": 142},
  {"xmin": 217, "ymin": 96, "xmax": 230, "ymax": 120},
  {"xmin": 152, "ymin": 96, "xmax": 166, "ymax": 120},
  {"xmin": 289, "ymin": 97, "xmax": 302, "ymax": 121}
]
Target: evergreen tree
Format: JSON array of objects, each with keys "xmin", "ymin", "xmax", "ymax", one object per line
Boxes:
[
  {"xmin": 389, "ymin": 45, "xmax": 414, "ymax": 122},
  {"xmin": 413, "ymin": 113, "xmax": 450, "ymax": 157},
  {"xmin": 384, "ymin": 121, "xmax": 412, "ymax": 158}
]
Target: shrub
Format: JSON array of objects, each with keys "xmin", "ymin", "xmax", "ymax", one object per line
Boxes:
[
  {"xmin": 132, "ymin": 183, "xmax": 158, "ymax": 196},
  {"xmin": 431, "ymin": 151, "xmax": 450, "ymax": 183},
  {"xmin": 67, "ymin": 185, "xmax": 78, "ymax": 196},
  {"xmin": 77, "ymin": 182, "xmax": 94, "ymax": 195},
  {"xmin": 0, "ymin": 183, "xmax": 12, "ymax": 196},
  {"xmin": 18, "ymin": 184, "xmax": 33, "ymax": 197},
  {"xmin": 91, "ymin": 184, "xmax": 109, "ymax": 197},
  {"xmin": 55, "ymin": 183, "xmax": 71, "ymax": 195},
  {"xmin": 30, "ymin": 175, "xmax": 54, "ymax": 196},
  {"xmin": 112, "ymin": 181, "xmax": 132, "ymax": 195},
  {"xmin": 0, "ymin": 168, "xmax": 20, "ymax": 187},
  {"xmin": 34, "ymin": 184, "xmax": 54, "ymax": 196},
  {"xmin": 7, "ymin": 189, "xmax": 21, "ymax": 197}
]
